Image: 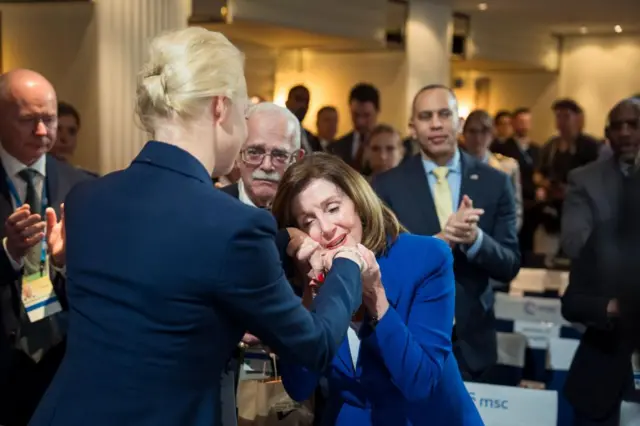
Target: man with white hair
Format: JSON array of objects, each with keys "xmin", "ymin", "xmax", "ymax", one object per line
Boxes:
[
  {"xmin": 221, "ymin": 102, "xmax": 302, "ymax": 208},
  {"xmin": 219, "ymin": 102, "xmax": 303, "ymax": 426}
]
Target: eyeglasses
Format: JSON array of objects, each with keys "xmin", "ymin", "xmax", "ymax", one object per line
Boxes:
[{"xmin": 240, "ymin": 147, "xmax": 299, "ymax": 167}]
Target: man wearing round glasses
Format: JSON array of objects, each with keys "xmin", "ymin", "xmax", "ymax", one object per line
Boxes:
[{"xmin": 221, "ymin": 102, "xmax": 302, "ymax": 209}]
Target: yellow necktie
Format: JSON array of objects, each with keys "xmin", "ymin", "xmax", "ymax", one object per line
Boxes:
[{"xmin": 432, "ymin": 166, "xmax": 453, "ymax": 230}]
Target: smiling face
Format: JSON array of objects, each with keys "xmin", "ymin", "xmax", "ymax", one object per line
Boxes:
[{"xmin": 291, "ymin": 178, "xmax": 363, "ymax": 249}]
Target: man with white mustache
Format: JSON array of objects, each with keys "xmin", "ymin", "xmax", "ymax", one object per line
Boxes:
[
  {"xmin": 219, "ymin": 102, "xmax": 303, "ymax": 425},
  {"xmin": 221, "ymin": 102, "xmax": 302, "ymax": 208}
]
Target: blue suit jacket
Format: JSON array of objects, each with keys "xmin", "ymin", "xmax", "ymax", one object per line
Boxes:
[
  {"xmin": 372, "ymin": 152, "xmax": 520, "ymax": 376},
  {"xmin": 280, "ymin": 233, "xmax": 484, "ymax": 426},
  {"xmin": 30, "ymin": 141, "xmax": 362, "ymax": 426}
]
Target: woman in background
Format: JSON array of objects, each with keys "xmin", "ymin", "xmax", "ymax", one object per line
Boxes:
[{"xmin": 271, "ymin": 153, "xmax": 484, "ymax": 426}]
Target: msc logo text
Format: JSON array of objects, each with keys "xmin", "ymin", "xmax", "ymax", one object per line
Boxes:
[{"xmin": 469, "ymin": 392, "xmax": 509, "ymax": 409}]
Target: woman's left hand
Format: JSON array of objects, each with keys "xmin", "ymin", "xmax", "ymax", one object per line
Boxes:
[{"xmin": 357, "ymin": 244, "xmax": 389, "ymax": 320}]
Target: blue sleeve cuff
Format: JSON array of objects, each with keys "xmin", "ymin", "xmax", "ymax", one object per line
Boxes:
[{"xmin": 462, "ymin": 229, "xmax": 484, "ymax": 259}]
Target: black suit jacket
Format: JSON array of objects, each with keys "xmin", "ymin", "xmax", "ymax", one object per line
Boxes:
[
  {"xmin": 491, "ymin": 138, "xmax": 541, "ymax": 203},
  {"xmin": 371, "ymin": 152, "xmax": 521, "ymax": 375},
  {"xmin": 305, "ymin": 131, "xmax": 324, "ymax": 153},
  {"xmin": 561, "ymin": 176, "xmax": 640, "ymax": 419},
  {"xmin": 562, "ymin": 221, "xmax": 636, "ymax": 419},
  {"xmin": 0, "ymin": 155, "xmax": 94, "ymax": 373},
  {"xmin": 328, "ymin": 132, "xmax": 355, "ymax": 164},
  {"xmin": 220, "ymin": 182, "xmax": 239, "ymax": 199}
]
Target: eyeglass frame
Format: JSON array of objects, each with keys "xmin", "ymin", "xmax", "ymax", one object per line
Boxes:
[{"xmin": 239, "ymin": 146, "xmax": 302, "ymax": 167}]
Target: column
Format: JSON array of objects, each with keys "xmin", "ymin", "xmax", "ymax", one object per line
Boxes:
[
  {"xmin": 404, "ymin": 0, "xmax": 453, "ymax": 122},
  {"xmin": 94, "ymin": 0, "xmax": 191, "ymax": 173}
]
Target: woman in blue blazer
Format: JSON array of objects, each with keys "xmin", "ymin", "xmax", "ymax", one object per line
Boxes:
[{"xmin": 271, "ymin": 153, "xmax": 484, "ymax": 426}]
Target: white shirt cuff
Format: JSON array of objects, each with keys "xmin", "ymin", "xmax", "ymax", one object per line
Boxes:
[
  {"xmin": 2, "ymin": 237, "xmax": 23, "ymax": 271},
  {"xmin": 50, "ymin": 256, "xmax": 67, "ymax": 277}
]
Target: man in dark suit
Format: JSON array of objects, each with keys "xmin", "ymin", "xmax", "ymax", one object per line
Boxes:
[
  {"xmin": 309, "ymin": 106, "xmax": 338, "ymax": 152},
  {"xmin": 491, "ymin": 108, "xmax": 542, "ymax": 259},
  {"xmin": 0, "ymin": 69, "xmax": 94, "ymax": 425},
  {"xmin": 561, "ymin": 99, "xmax": 640, "ymax": 259},
  {"xmin": 285, "ymin": 85, "xmax": 322, "ymax": 154},
  {"xmin": 562, "ymin": 211, "xmax": 636, "ymax": 426},
  {"xmin": 372, "ymin": 84, "xmax": 520, "ymax": 381},
  {"xmin": 329, "ymin": 83, "xmax": 380, "ymax": 172},
  {"xmin": 561, "ymin": 98, "xmax": 640, "ymax": 426}
]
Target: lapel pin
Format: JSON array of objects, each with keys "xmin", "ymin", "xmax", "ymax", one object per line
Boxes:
[{"xmin": 470, "ymin": 174, "xmax": 479, "ymax": 180}]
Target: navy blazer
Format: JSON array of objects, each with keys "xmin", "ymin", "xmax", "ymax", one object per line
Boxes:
[
  {"xmin": 280, "ymin": 234, "xmax": 483, "ymax": 426},
  {"xmin": 30, "ymin": 141, "xmax": 362, "ymax": 426},
  {"xmin": 372, "ymin": 152, "xmax": 520, "ymax": 376}
]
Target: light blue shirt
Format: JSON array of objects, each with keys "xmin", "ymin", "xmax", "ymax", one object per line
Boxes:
[{"xmin": 421, "ymin": 149, "xmax": 483, "ymax": 258}]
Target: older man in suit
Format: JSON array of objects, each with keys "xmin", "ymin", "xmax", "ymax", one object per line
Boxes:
[
  {"xmin": 219, "ymin": 102, "xmax": 303, "ymax": 425},
  {"xmin": 0, "ymin": 69, "xmax": 93, "ymax": 425},
  {"xmin": 221, "ymin": 102, "xmax": 302, "ymax": 207},
  {"xmin": 372, "ymin": 84, "xmax": 520, "ymax": 381},
  {"xmin": 561, "ymin": 98, "xmax": 640, "ymax": 259},
  {"xmin": 561, "ymin": 99, "xmax": 640, "ymax": 426}
]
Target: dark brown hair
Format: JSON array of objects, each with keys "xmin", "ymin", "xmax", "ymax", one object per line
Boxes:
[
  {"xmin": 463, "ymin": 110, "xmax": 493, "ymax": 132},
  {"xmin": 271, "ymin": 153, "xmax": 405, "ymax": 254}
]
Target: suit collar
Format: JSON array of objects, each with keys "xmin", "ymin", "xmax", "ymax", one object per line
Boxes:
[
  {"xmin": 45, "ymin": 155, "xmax": 61, "ymax": 207},
  {"xmin": 132, "ymin": 141, "xmax": 211, "ymax": 184},
  {"xmin": 0, "ymin": 144, "xmax": 47, "ymax": 179},
  {"xmin": 220, "ymin": 182, "xmax": 240, "ymax": 199},
  {"xmin": 421, "ymin": 147, "xmax": 461, "ymax": 176}
]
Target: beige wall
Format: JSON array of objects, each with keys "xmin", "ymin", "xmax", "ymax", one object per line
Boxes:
[
  {"xmin": 274, "ymin": 49, "xmax": 409, "ymax": 137},
  {"xmin": 7, "ymin": 3, "xmax": 638, "ymax": 167},
  {"xmin": 1, "ymin": 2, "xmax": 98, "ymax": 171},
  {"xmin": 559, "ymin": 35, "xmax": 640, "ymax": 138}
]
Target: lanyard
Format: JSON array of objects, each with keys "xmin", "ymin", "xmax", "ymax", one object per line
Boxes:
[{"xmin": 5, "ymin": 175, "xmax": 48, "ymax": 271}]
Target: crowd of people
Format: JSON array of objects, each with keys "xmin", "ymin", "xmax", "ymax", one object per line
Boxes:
[{"xmin": 0, "ymin": 25, "xmax": 639, "ymax": 426}]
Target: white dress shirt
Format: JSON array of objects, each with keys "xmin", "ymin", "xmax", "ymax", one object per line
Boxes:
[
  {"xmin": 0, "ymin": 145, "xmax": 46, "ymax": 271},
  {"xmin": 347, "ymin": 322, "xmax": 362, "ymax": 368},
  {"xmin": 237, "ymin": 180, "xmax": 257, "ymax": 208}
]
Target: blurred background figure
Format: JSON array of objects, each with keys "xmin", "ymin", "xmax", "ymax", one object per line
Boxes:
[
  {"xmin": 313, "ymin": 106, "xmax": 339, "ymax": 152},
  {"xmin": 490, "ymin": 110, "xmax": 513, "ymax": 151},
  {"xmin": 463, "ymin": 110, "xmax": 522, "ymax": 231},
  {"xmin": 366, "ymin": 124, "xmax": 404, "ymax": 179},
  {"xmin": 50, "ymin": 102, "xmax": 80, "ymax": 163}
]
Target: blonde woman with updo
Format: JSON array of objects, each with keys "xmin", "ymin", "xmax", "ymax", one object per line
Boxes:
[{"xmin": 30, "ymin": 27, "xmax": 376, "ymax": 426}]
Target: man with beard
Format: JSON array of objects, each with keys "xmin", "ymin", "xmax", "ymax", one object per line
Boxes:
[
  {"xmin": 221, "ymin": 102, "xmax": 302, "ymax": 208},
  {"xmin": 561, "ymin": 98, "xmax": 640, "ymax": 259}
]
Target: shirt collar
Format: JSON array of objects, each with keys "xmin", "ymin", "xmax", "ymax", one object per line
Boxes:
[
  {"xmin": 237, "ymin": 180, "xmax": 257, "ymax": 208},
  {"xmin": 0, "ymin": 143, "xmax": 46, "ymax": 178},
  {"xmin": 422, "ymin": 148, "xmax": 461, "ymax": 176}
]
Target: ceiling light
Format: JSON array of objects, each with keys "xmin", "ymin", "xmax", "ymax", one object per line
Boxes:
[
  {"xmin": 478, "ymin": 3, "xmax": 488, "ymax": 11},
  {"xmin": 614, "ymin": 25, "xmax": 623, "ymax": 33},
  {"xmin": 580, "ymin": 27, "xmax": 588, "ymax": 34}
]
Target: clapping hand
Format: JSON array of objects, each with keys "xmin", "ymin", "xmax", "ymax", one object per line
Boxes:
[
  {"xmin": 4, "ymin": 204, "xmax": 46, "ymax": 262},
  {"xmin": 441, "ymin": 195, "xmax": 484, "ymax": 246},
  {"xmin": 45, "ymin": 204, "xmax": 65, "ymax": 267}
]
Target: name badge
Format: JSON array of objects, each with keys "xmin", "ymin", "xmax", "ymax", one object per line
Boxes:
[
  {"xmin": 21, "ymin": 257, "xmax": 62, "ymax": 323},
  {"xmin": 633, "ymin": 352, "xmax": 640, "ymax": 391}
]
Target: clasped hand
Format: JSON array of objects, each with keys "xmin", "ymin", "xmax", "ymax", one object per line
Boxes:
[
  {"xmin": 287, "ymin": 230, "xmax": 388, "ymax": 319},
  {"xmin": 439, "ymin": 195, "xmax": 484, "ymax": 246},
  {"xmin": 4, "ymin": 203, "xmax": 66, "ymax": 267}
]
